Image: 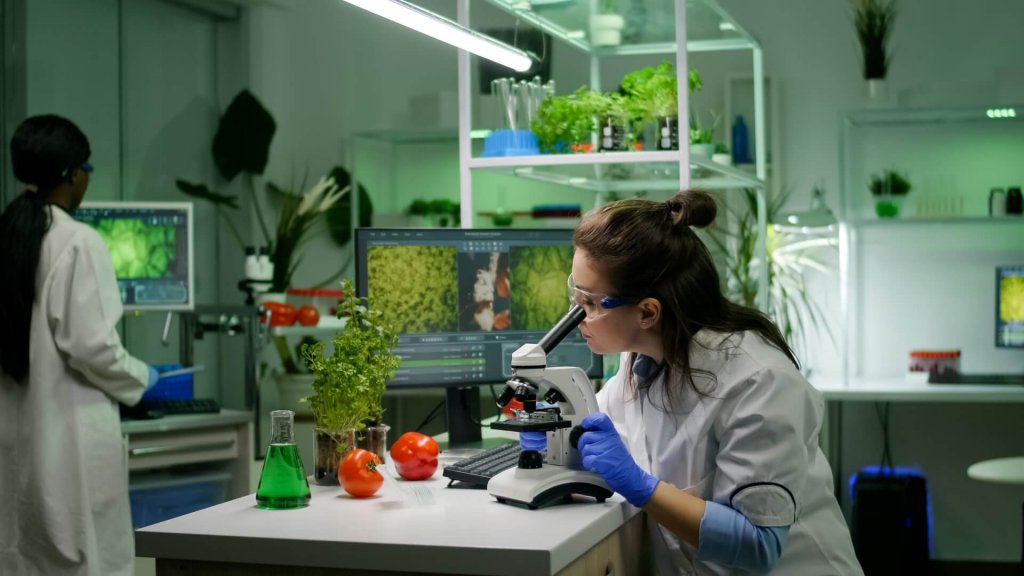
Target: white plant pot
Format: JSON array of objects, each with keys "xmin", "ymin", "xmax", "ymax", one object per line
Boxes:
[
  {"xmin": 712, "ymin": 152, "xmax": 733, "ymax": 166},
  {"xmin": 689, "ymin": 143, "xmax": 715, "ymax": 159},
  {"xmin": 589, "ymin": 14, "xmax": 624, "ymax": 47}
]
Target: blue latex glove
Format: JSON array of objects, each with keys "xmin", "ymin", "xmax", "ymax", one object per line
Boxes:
[
  {"xmin": 577, "ymin": 412, "xmax": 659, "ymax": 507},
  {"xmin": 520, "ymin": 431, "xmax": 547, "ymax": 452},
  {"xmin": 147, "ymin": 365, "xmax": 160, "ymax": 390}
]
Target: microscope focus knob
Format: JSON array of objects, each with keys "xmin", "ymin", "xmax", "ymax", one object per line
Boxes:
[
  {"xmin": 569, "ymin": 425, "xmax": 586, "ymax": 450},
  {"xmin": 518, "ymin": 450, "xmax": 544, "ymax": 469}
]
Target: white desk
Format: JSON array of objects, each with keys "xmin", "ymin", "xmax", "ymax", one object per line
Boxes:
[
  {"xmin": 135, "ymin": 471, "xmax": 643, "ymax": 575},
  {"xmin": 812, "ymin": 376, "xmax": 1024, "ymax": 504}
]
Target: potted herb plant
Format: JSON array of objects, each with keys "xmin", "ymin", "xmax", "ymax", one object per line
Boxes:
[
  {"xmin": 595, "ymin": 92, "xmax": 642, "ymax": 152},
  {"xmin": 531, "ymin": 87, "xmax": 599, "ymax": 153},
  {"xmin": 621, "ymin": 61, "xmax": 702, "ymax": 151},
  {"xmin": 301, "ymin": 279, "xmax": 400, "ymax": 485},
  {"xmin": 868, "ymin": 169, "xmax": 911, "ymax": 218},
  {"xmin": 688, "ymin": 111, "xmax": 720, "ymax": 159},
  {"xmin": 852, "ymin": 0, "xmax": 897, "ymax": 101}
]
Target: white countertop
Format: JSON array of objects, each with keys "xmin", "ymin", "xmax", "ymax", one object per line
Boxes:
[
  {"xmin": 135, "ymin": 467, "xmax": 638, "ymax": 575},
  {"xmin": 812, "ymin": 376, "xmax": 1024, "ymax": 402}
]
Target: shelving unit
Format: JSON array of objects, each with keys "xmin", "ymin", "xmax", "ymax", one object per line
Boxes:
[
  {"xmin": 838, "ymin": 104, "xmax": 1024, "ymax": 385},
  {"xmin": 456, "ymin": 0, "xmax": 769, "ymax": 309}
]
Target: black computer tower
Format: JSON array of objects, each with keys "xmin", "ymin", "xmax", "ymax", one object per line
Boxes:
[{"xmin": 850, "ymin": 468, "xmax": 931, "ymax": 576}]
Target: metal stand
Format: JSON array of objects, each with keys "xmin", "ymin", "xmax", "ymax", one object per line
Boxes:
[{"xmin": 179, "ymin": 304, "xmax": 267, "ymax": 458}]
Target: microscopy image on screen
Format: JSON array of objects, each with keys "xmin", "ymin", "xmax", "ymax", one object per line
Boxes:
[
  {"xmin": 458, "ymin": 251, "xmax": 511, "ymax": 332},
  {"xmin": 1000, "ymin": 274, "xmax": 1024, "ymax": 322},
  {"xmin": 508, "ymin": 245, "xmax": 573, "ymax": 331},
  {"xmin": 367, "ymin": 245, "xmax": 458, "ymax": 334},
  {"xmin": 92, "ymin": 219, "xmax": 178, "ymax": 279}
]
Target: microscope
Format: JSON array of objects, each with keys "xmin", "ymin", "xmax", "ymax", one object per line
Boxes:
[{"xmin": 487, "ymin": 305, "xmax": 613, "ymax": 509}]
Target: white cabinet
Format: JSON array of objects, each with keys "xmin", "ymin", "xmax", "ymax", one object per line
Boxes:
[
  {"xmin": 838, "ymin": 105, "xmax": 1024, "ymax": 383},
  {"xmin": 455, "ymin": 0, "xmax": 769, "ymax": 309}
]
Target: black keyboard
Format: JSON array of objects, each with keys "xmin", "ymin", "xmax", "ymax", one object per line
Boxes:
[
  {"xmin": 929, "ymin": 373, "xmax": 1024, "ymax": 386},
  {"xmin": 443, "ymin": 442, "xmax": 521, "ymax": 487},
  {"xmin": 121, "ymin": 398, "xmax": 221, "ymax": 419}
]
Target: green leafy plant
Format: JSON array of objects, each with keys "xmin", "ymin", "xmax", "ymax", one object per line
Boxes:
[
  {"xmin": 620, "ymin": 61, "xmax": 702, "ymax": 124},
  {"xmin": 704, "ymin": 189, "xmax": 837, "ymax": 365},
  {"xmin": 853, "ymin": 0, "xmax": 897, "ymax": 79},
  {"xmin": 531, "ymin": 86, "xmax": 600, "ymax": 153},
  {"xmin": 868, "ymin": 169, "xmax": 911, "ymax": 196},
  {"xmin": 302, "ymin": 279, "xmax": 401, "ymax": 445}
]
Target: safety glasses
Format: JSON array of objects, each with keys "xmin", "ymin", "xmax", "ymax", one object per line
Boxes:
[{"xmin": 567, "ymin": 274, "xmax": 637, "ymax": 322}]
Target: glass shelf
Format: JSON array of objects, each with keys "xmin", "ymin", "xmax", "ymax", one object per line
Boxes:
[
  {"xmin": 468, "ymin": 150, "xmax": 762, "ymax": 192},
  {"xmin": 482, "ymin": 0, "xmax": 758, "ymax": 56},
  {"xmin": 845, "ymin": 216, "xmax": 1024, "ymax": 228}
]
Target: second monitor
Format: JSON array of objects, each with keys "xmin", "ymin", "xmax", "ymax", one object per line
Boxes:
[{"xmin": 356, "ymin": 228, "xmax": 602, "ymax": 444}]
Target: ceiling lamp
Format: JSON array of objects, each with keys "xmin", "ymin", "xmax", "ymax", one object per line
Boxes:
[{"xmin": 339, "ymin": 0, "xmax": 534, "ymax": 72}]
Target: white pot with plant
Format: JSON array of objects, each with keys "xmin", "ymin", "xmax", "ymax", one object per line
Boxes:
[
  {"xmin": 622, "ymin": 62, "xmax": 702, "ymax": 151},
  {"xmin": 589, "ymin": 0, "xmax": 624, "ymax": 47},
  {"xmin": 301, "ymin": 279, "xmax": 401, "ymax": 485},
  {"xmin": 712, "ymin": 143, "xmax": 733, "ymax": 166},
  {"xmin": 853, "ymin": 0, "xmax": 897, "ymax": 103}
]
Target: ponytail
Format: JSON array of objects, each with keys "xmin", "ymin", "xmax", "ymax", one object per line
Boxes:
[{"xmin": 0, "ymin": 192, "xmax": 52, "ymax": 382}]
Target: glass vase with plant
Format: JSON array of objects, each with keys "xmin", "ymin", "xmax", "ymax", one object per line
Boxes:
[
  {"xmin": 621, "ymin": 61, "xmax": 703, "ymax": 150},
  {"xmin": 301, "ymin": 279, "xmax": 400, "ymax": 485},
  {"xmin": 704, "ymin": 189, "xmax": 837, "ymax": 368},
  {"xmin": 531, "ymin": 86, "xmax": 599, "ymax": 153}
]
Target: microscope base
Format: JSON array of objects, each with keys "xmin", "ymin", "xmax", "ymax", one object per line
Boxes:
[{"xmin": 487, "ymin": 465, "xmax": 613, "ymax": 510}]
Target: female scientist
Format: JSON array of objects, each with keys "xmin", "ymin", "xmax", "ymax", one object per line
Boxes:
[
  {"xmin": 570, "ymin": 190, "xmax": 862, "ymax": 574},
  {"xmin": 0, "ymin": 114, "xmax": 158, "ymax": 575}
]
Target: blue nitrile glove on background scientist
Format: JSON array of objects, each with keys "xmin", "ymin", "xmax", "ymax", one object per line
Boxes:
[{"xmin": 520, "ymin": 191, "xmax": 863, "ymax": 575}]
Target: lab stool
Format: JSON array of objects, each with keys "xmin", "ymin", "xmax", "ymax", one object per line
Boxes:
[{"xmin": 967, "ymin": 457, "xmax": 1024, "ymax": 571}]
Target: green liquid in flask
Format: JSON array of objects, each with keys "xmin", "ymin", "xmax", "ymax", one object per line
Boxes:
[{"xmin": 256, "ymin": 443, "xmax": 311, "ymax": 510}]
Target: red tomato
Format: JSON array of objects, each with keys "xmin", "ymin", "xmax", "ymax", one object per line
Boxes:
[
  {"xmin": 259, "ymin": 302, "xmax": 298, "ymax": 326},
  {"xmin": 389, "ymin": 432, "xmax": 439, "ymax": 481},
  {"xmin": 338, "ymin": 448, "xmax": 383, "ymax": 498},
  {"xmin": 296, "ymin": 305, "xmax": 320, "ymax": 326}
]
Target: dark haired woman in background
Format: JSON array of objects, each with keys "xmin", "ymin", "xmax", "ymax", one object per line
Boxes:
[
  {"xmin": 0, "ymin": 114, "xmax": 158, "ymax": 575},
  {"xmin": 565, "ymin": 190, "xmax": 862, "ymax": 574}
]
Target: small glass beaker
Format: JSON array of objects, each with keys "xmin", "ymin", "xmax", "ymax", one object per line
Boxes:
[{"xmin": 256, "ymin": 410, "xmax": 311, "ymax": 510}]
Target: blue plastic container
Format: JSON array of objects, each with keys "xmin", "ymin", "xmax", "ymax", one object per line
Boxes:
[
  {"xmin": 482, "ymin": 129, "xmax": 540, "ymax": 157},
  {"xmin": 129, "ymin": 474, "xmax": 229, "ymax": 528},
  {"xmin": 142, "ymin": 363, "xmax": 193, "ymax": 401}
]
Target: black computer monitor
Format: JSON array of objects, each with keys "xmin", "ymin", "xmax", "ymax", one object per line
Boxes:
[
  {"xmin": 355, "ymin": 228, "xmax": 602, "ymax": 446},
  {"xmin": 996, "ymin": 265, "xmax": 1024, "ymax": 348},
  {"xmin": 74, "ymin": 201, "xmax": 195, "ymax": 311}
]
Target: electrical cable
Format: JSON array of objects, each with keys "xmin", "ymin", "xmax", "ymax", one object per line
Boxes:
[
  {"xmin": 414, "ymin": 399, "xmax": 446, "ymax": 433},
  {"xmin": 874, "ymin": 401, "xmax": 893, "ymax": 471}
]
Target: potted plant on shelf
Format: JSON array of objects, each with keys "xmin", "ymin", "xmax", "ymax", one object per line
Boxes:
[
  {"xmin": 595, "ymin": 92, "xmax": 642, "ymax": 152},
  {"xmin": 301, "ymin": 279, "xmax": 400, "ymax": 485},
  {"xmin": 688, "ymin": 111, "xmax": 720, "ymax": 159},
  {"xmin": 852, "ymin": 0, "xmax": 897, "ymax": 102},
  {"xmin": 868, "ymin": 169, "xmax": 911, "ymax": 218},
  {"xmin": 712, "ymin": 142, "xmax": 732, "ymax": 166},
  {"xmin": 589, "ymin": 0, "xmax": 624, "ymax": 47},
  {"xmin": 621, "ymin": 61, "xmax": 702, "ymax": 151},
  {"xmin": 531, "ymin": 87, "xmax": 598, "ymax": 153}
]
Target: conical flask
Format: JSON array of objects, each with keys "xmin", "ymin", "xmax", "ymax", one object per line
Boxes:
[{"xmin": 256, "ymin": 410, "xmax": 311, "ymax": 510}]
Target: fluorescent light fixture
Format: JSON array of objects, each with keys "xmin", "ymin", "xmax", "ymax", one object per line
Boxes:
[
  {"xmin": 339, "ymin": 0, "xmax": 534, "ymax": 72},
  {"xmin": 986, "ymin": 108, "xmax": 1017, "ymax": 119}
]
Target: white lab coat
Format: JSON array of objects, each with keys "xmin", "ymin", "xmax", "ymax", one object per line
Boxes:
[
  {"xmin": 598, "ymin": 330, "xmax": 863, "ymax": 576},
  {"xmin": 0, "ymin": 206, "xmax": 149, "ymax": 576}
]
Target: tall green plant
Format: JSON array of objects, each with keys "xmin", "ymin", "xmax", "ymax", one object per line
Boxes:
[
  {"xmin": 704, "ymin": 189, "xmax": 837, "ymax": 364},
  {"xmin": 302, "ymin": 279, "xmax": 400, "ymax": 450},
  {"xmin": 853, "ymin": 0, "xmax": 897, "ymax": 79}
]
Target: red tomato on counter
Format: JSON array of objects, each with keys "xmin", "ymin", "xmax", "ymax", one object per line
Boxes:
[
  {"xmin": 389, "ymin": 432, "xmax": 439, "ymax": 481},
  {"xmin": 259, "ymin": 301, "xmax": 298, "ymax": 326},
  {"xmin": 296, "ymin": 305, "xmax": 320, "ymax": 326},
  {"xmin": 338, "ymin": 448, "xmax": 383, "ymax": 498}
]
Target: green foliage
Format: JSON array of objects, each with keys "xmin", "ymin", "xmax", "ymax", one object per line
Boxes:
[
  {"xmin": 621, "ymin": 61, "xmax": 702, "ymax": 123},
  {"xmin": 703, "ymin": 189, "xmax": 836, "ymax": 363},
  {"xmin": 868, "ymin": 169, "xmax": 911, "ymax": 195},
  {"xmin": 302, "ymin": 279, "xmax": 400, "ymax": 442},
  {"xmin": 688, "ymin": 110, "xmax": 720, "ymax": 145},
  {"xmin": 531, "ymin": 86, "xmax": 599, "ymax": 153},
  {"xmin": 853, "ymin": 0, "xmax": 897, "ymax": 79},
  {"xmin": 367, "ymin": 245, "xmax": 458, "ymax": 333}
]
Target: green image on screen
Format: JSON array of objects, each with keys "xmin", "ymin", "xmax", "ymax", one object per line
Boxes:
[{"xmin": 92, "ymin": 218, "xmax": 178, "ymax": 279}]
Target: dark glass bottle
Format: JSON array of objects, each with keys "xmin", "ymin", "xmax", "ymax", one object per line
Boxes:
[{"xmin": 1006, "ymin": 186, "xmax": 1023, "ymax": 215}]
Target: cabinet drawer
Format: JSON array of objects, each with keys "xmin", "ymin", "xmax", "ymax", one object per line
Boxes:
[{"xmin": 127, "ymin": 427, "xmax": 239, "ymax": 470}]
